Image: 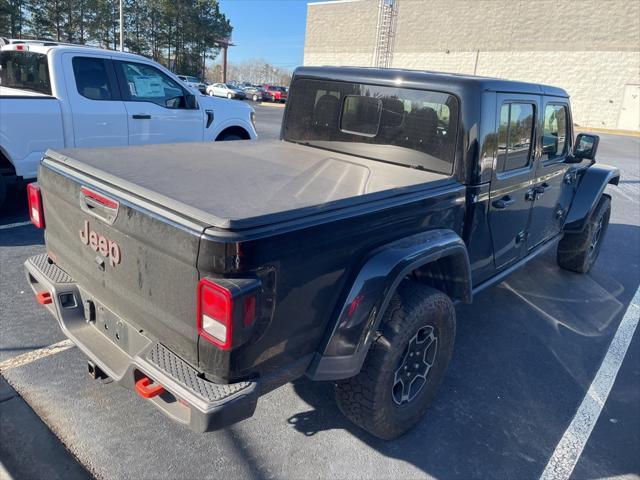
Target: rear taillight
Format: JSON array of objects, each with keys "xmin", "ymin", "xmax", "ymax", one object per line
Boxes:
[
  {"xmin": 197, "ymin": 279, "xmax": 234, "ymax": 349},
  {"xmin": 196, "ymin": 278, "xmax": 260, "ymax": 350},
  {"xmin": 27, "ymin": 183, "xmax": 45, "ymax": 228}
]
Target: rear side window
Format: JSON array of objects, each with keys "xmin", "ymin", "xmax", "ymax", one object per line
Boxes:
[
  {"xmin": 72, "ymin": 57, "xmax": 114, "ymax": 101},
  {"xmin": 0, "ymin": 51, "xmax": 51, "ymax": 95},
  {"xmin": 284, "ymin": 78, "xmax": 459, "ymax": 174},
  {"xmin": 497, "ymin": 103, "xmax": 535, "ymax": 172},
  {"xmin": 543, "ymin": 104, "xmax": 568, "ymax": 160}
]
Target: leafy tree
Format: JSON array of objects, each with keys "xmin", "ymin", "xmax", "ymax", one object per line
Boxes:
[{"xmin": 0, "ymin": 0, "xmax": 232, "ymax": 76}]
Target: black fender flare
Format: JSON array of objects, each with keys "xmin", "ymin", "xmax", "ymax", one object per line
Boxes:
[
  {"xmin": 307, "ymin": 229, "xmax": 471, "ymax": 381},
  {"xmin": 564, "ymin": 164, "xmax": 619, "ymax": 232}
]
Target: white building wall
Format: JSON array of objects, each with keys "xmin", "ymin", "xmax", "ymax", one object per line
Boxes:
[{"xmin": 303, "ymin": 0, "xmax": 640, "ymax": 131}]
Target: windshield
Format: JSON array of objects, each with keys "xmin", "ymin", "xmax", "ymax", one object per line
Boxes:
[
  {"xmin": 186, "ymin": 76, "xmax": 200, "ymax": 83},
  {"xmin": 0, "ymin": 50, "xmax": 52, "ymax": 95},
  {"xmin": 284, "ymin": 79, "xmax": 458, "ymax": 174}
]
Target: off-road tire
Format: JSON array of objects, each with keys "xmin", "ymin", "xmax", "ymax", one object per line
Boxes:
[
  {"xmin": 335, "ymin": 282, "xmax": 456, "ymax": 440},
  {"xmin": 557, "ymin": 194, "xmax": 611, "ymax": 273}
]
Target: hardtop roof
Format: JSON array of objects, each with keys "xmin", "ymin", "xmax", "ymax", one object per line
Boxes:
[{"xmin": 293, "ymin": 65, "xmax": 568, "ymax": 97}]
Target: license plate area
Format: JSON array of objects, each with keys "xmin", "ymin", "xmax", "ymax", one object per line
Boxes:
[
  {"xmin": 95, "ymin": 304, "xmax": 129, "ymax": 347},
  {"xmin": 81, "ymin": 292, "xmax": 133, "ymax": 351}
]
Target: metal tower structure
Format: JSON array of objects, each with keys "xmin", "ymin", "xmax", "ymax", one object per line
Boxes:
[{"xmin": 372, "ymin": 0, "xmax": 399, "ymax": 68}]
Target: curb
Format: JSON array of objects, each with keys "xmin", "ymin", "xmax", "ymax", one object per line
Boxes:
[{"xmin": 257, "ymin": 102, "xmax": 286, "ymax": 108}]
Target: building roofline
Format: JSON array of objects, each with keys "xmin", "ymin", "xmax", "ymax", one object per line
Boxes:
[{"xmin": 307, "ymin": 0, "xmax": 363, "ymax": 6}]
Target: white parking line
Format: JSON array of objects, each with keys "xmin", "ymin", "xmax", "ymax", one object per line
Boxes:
[
  {"xmin": 0, "ymin": 339, "xmax": 74, "ymax": 373},
  {"xmin": 540, "ymin": 286, "xmax": 640, "ymax": 480},
  {"xmin": 0, "ymin": 220, "xmax": 32, "ymax": 230}
]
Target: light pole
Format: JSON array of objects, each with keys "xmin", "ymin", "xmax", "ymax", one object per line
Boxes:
[
  {"xmin": 214, "ymin": 38, "xmax": 234, "ymax": 83},
  {"xmin": 119, "ymin": 0, "xmax": 124, "ymax": 52}
]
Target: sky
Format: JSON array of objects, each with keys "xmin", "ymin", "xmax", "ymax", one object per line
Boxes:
[{"xmin": 217, "ymin": 0, "xmax": 319, "ymax": 69}]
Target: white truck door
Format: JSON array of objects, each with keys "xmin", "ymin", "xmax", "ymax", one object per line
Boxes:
[
  {"xmin": 115, "ymin": 60, "xmax": 204, "ymax": 145},
  {"xmin": 63, "ymin": 53, "xmax": 128, "ymax": 147}
]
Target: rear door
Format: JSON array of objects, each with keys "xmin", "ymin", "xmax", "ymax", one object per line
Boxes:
[
  {"xmin": 63, "ymin": 53, "xmax": 128, "ymax": 147},
  {"xmin": 527, "ymin": 99, "xmax": 573, "ymax": 249},
  {"xmin": 115, "ymin": 60, "xmax": 203, "ymax": 145},
  {"xmin": 488, "ymin": 94, "xmax": 540, "ymax": 269}
]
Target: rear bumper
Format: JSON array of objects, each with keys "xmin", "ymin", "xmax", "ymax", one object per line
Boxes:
[{"xmin": 24, "ymin": 253, "xmax": 259, "ymax": 433}]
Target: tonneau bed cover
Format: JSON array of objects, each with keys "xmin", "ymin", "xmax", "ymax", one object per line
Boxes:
[{"xmin": 45, "ymin": 140, "xmax": 450, "ymax": 230}]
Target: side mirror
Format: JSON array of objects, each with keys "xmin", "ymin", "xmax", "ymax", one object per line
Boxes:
[
  {"xmin": 185, "ymin": 94, "xmax": 198, "ymax": 109},
  {"xmin": 573, "ymin": 133, "xmax": 599, "ymax": 161}
]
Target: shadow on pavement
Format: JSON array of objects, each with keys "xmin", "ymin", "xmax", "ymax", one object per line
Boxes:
[
  {"xmin": 0, "ymin": 225, "xmax": 43, "ymax": 247},
  {"xmin": 0, "ymin": 181, "xmax": 29, "ymax": 226},
  {"xmin": 0, "ymin": 377, "xmax": 92, "ymax": 480},
  {"xmin": 288, "ymin": 223, "xmax": 639, "ymax": 479}
]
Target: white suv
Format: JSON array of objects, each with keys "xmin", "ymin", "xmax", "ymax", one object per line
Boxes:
[{"xmin": 177, "ymin": 75, "xmax": 207, "ymax": 94}]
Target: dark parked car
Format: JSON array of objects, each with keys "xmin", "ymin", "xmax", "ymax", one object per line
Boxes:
[
  {"xmin": 25, "ymin": 66, "xmax": 618, "ymax": 440},
  {"xmin": 242, "ymin": 86, "xmax": 272, "ymax": 102}
]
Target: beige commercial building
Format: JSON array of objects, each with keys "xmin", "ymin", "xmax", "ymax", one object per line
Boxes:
[{"xmin": 304, "ymin": 0, "xmax": 640, "ymax": 131}]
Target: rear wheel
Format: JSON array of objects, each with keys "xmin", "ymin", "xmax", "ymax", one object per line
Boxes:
[
  {"xmin": 219, "ymin": 133, "xmax": 243, "ymax": 141},
  {"xmin": 335, "ymin": 282, "xmax": 456, "ymax": 440},
  {"xmin": 557, "ymin": 194, "xmax": 611, "ymax": 273}
]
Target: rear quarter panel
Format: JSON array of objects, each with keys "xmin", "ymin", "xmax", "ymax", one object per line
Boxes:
[
  {"xmin": 0, "ymin": 97, "xmax": 64, "ymax": 178},
  {"xmin": 197, "ymin": 183, "xmax": 465, "ymax": 380}
]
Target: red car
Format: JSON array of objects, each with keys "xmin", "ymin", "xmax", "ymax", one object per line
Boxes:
[{"xmin": 263, "ymin": 85, "xmax": 288, "ymax": 103}]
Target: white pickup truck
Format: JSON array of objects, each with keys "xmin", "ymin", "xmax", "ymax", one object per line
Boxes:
[{"xmin": 0, "ymin": 41, "xmax": 258, "ymax": 207}]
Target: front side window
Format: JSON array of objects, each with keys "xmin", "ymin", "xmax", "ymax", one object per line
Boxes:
[
  {"xmin": 284, "ymin": 79, "xmax": 459, "ymax": 174},
  {"xmin": 72, "ymin": 57, "xmax": 113, "ymax": 101},
  {"xmin": 543, "ymin": 104, "xmax": 568, "ymax": 160},
  {"xmin": 497, "ymin": 103, "xmax": 535, "ymax": 172},
  {"xmin": 120, "ymin": 61, "xmax": 187, "ymax": 108},
  {"xmin": 0, "ymin": 51, "xmax": 51, "ymax": 95}
]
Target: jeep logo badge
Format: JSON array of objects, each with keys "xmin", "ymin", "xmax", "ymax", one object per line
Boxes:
[{"xmin": 80, "ymin": 220, "xmax": 121, "ymax": 267}]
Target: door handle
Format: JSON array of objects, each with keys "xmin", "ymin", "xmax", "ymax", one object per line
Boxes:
[
  {"xmin": 132, "ymin": 114, "xmax": 151, "ymax": 119},
  {"xmin": 535, "ymin": 182, "xmax": 549, "ymax": 194},
  {"xmin": 492, "ymin": 195, "xmax": 515, "ymax": 209}
]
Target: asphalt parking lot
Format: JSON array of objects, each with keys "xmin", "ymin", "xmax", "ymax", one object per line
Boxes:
[{"xmin": 1, "ymin": 104, "xmax": 638, "ymax": 480}]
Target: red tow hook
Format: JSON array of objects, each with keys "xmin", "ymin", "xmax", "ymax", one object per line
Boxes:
[
  {"xmin": 135, "ymin": 376, "xmax": 165, "ymax": 399},
  {"xmin": 36, "ymin": 291, "xmax": 52, "ymax": 305}
]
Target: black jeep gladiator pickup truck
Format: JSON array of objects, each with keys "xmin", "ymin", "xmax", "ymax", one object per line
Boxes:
[{"xmin": 24, "ymin": 66, "xmax": 619, "ymax": 439}]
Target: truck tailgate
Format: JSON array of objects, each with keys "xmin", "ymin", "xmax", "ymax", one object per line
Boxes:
[{"xmin": 38, "ymin": 160, "xmax": 205, "ymax": 365}]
